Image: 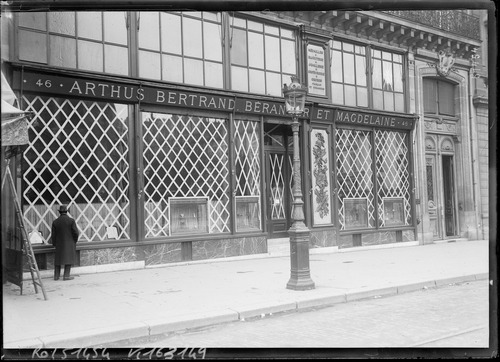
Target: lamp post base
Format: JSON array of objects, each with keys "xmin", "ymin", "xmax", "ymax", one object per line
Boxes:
[{"xmin": 286, "ymin": 222, "xmax": 315, "ymax": 291}]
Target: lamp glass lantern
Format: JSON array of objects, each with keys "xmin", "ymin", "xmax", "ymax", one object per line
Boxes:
[{"xmin": 282, "ymin": 76, "xmax": 307, "ymax": 116}]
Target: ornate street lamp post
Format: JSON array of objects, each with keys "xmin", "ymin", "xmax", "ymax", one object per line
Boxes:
[{"xmin": 282, "ymin": 76, "xmax": 315, "ymax": 290}]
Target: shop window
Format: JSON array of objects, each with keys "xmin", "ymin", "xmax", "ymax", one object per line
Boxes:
[
  {"xmin": 230, "ymin": 15, "xmax": 297, "ymax": 97},
  {"xmin": 17, "ymin": 11, "xmax": 129, "ymax": 76},
  {"xmin": 21, "ymin": 95, "xmax": 131, "ymax": 242},
  {"xmin": 141, "ymin": 113, "xmax": 230, "ymax": 238},
  {"xmin": 336, "ymin": 128, "xmax": 412, "ymax": 231},
  {"xmin": 138, "ymin": 12, "xmax": 223, "ymax": 89},
  {"xmin": 423, "ymin": 78, "xmax": 456, "ymax": 116},
  {"xmin": 335, "ymin": 128, "xmax": 375, "ymax": 230},
  {"xmin": 372, "ymin": 50, "xmax": 404, "ymax": 112},
  {"xmin": 374, "ymin": 130, "xmax": 411, "ymax": 227},
  {"xmin": 330, "ymin": 40, "xmax": 405, "ymax": 112},
  {"xmin": 374, "ymin": 130, "xmax": 412, "ymax": 227},
  {"xmin": 234, "ymin": 120, "xmax": 262, "ymax": 232}
]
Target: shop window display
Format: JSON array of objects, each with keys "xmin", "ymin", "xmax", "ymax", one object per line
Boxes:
[
  {"xmin": 170, "ymin": 197, "xmax": 209, "ymax": 235},
  {"xmin": 382, "ymin": 197, "xmax": 406, "ymax": 226}
]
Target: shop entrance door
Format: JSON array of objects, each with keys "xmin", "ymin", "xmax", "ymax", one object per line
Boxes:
[
  {"xmin": 264, "ymin": 124, "xmax": 293, "ymax": 238},
  {"xmin": 442, "ymin": 155, "xmax": 456, "ymax": 237},
  {"xmin": 425, "ymin": 137, "xmax": 458, "ymax": 240}
]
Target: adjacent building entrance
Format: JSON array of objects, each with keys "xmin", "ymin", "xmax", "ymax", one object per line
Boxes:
[
  {"xmin": 264, "ymin": 124, "xmax": 293, "ymax": 237},
  {"xmin": 425, "ymin": 136, "xmax": 458, "ymax": 239}
]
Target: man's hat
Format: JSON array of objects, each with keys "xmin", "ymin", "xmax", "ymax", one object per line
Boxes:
[{"xmin": 58, "ymin": 204, "xmax": 68, "ymax": 213}]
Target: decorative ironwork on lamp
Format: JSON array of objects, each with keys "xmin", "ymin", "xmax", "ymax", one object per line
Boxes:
[{"xmin": 282, "ymin": 76, "xmax": 307, "ymax": 116}]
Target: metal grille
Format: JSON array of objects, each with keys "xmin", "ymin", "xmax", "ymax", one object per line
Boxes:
[
  {"xmin": 288, "ymin": 154, "xmax": 294, "ymax": 203},
  {"xmin": 234, "ymin": 120, "xmax": 261, "ymax": 197},
  {"xmin": 234, "ymin": 120, "xmax": 262, "ymax": 231},
  {"xmin": 142, "ymin": 113, "xmax": 230, "ymax": 237},
  {"xmin": 269, "ymin": 153, "xmax": 286, "ymax": 219},
  {"xmin": 426, "ymin": 164, "xmax": 434, "ymax": 202},
  {"xmin": 22, "ymin": 95, "xmax": 131, "ymax": 242},
  {"xmin": 335, "ymin": 128, "xmax": 374, "ymax": 230},
  {"xmin": 375, "ymin": 130, "xmax": 412, "ymax": 226}
]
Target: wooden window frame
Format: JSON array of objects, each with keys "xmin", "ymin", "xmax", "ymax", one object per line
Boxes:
[
  {"xmin": 15, "ymin": 11, "xmax": 130, "ymax": 76},
  {"xmin": 330, "ymin": 39, "xmax": 406, "ymax": 112}
]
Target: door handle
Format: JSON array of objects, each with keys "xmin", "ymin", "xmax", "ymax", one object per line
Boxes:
[{"xmin": 137, "ymin": 167, "xmax": 143, "ymax": 200}]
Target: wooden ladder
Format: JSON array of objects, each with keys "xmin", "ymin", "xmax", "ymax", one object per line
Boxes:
[{"xmin": 2, "ymin": 159, "xmax": 48, "ymax": 300}]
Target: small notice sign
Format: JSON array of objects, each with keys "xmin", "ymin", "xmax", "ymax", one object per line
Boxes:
[{"xmin": 307, "ymin": 44, "xmax": 326, "ymax": 96}]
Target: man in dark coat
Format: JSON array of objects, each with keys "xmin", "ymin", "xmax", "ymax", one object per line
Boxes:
[{"xmin": 51, "ymin": 204, "xmax": 79, "ymax": 281}]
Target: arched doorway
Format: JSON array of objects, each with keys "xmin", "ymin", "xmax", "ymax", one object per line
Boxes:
[{"xmin": 425, "ymin": 135, "xmax": 459, "ymax": 239}]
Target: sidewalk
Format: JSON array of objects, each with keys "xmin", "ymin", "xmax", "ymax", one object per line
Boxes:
[{"xmin": 2, "ymin": 239, "xmax": 490, "ymax": 349}]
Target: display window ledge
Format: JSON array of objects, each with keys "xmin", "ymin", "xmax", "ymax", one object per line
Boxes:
[{"xmin": 339, "ymin": 226, "xmax": 416, "ymax": 235}]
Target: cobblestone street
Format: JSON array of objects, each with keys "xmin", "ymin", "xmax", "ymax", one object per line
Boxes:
[{"xmin": 109, "ymin": 279, "xmax": 489, "ymax": 349}]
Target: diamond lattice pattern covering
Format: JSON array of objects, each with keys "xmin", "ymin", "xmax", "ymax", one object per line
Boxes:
[
  {"xmin": 22, "ymin": 95, "xmax": 131, "ymax": 242},
  {"xmin": 375, "ymin": 130, "xmax": 412, "ymax": 226},
  {"xmin": 336, "ymin": 128, "xmax": 411, "ymax": 230},
  {"xmin": 142, "ymin": 113, "xmax": 230, "ymax": 237}
]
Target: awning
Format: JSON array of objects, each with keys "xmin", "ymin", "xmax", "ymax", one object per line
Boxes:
[{"xmin": 1, "ymin": 72, "xmax": 30, "ymax": 146}]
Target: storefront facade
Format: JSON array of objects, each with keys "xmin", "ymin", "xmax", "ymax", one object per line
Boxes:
[{"xmin": 1, "ymin": 8, "xmax": 487, "ymax": 273}]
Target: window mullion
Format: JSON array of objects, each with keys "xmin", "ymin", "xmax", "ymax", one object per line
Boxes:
[
  {"xmin": 366, "ymin": 45, "xmax": 373, "ymax": 109},
  {"xmin": 129, "ymin": 11, "xmax": 139, "ymax": 78},
  {"xmin": 74, "ymin": 11, "xmax": 79, "ymax": 69},
  {"xmin": 180, "ymin": 13, "xmax": 185, "ymax": 83},
  {"xmin": 246, "ymin": 28, "xmax": 250, "ymax": 92},
  {"xmin": 222, "ymin": 12, "xmax": 231, "ymax": 89}
]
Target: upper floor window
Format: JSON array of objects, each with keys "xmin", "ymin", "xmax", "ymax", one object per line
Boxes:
[
  {"xmin": 423, "ymin": 78, "xmax": 456, "ymax": 116},
  {"xmin": 330, "ymin": 40, "xmax": 405, "ymax": 112},
  {"xmin": 371, "ymin": 49, "xmax": 404, "ymax": 112},
  {"xmin": 331, "ymin": 41, "xmax": 368, "ymax": 108},
  {"xmin": 229, "ymin": 16, "xmax": 297, "ymax": 97},
  {"xmin": 138, "ymin": 12, "xmax": 223, "ymax": 88},
  {"xmin": 17, "ymin": 11, "xmax": 129, "ymax": 76}
]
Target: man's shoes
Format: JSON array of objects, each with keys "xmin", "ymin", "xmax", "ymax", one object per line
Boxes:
[
  {"xmin": 63, "ymin": 276, "xmax": 74, "ymax": 281},
  {"xmin": 54, "ymin": 277, "xmax": 59, "ymax": 281}
]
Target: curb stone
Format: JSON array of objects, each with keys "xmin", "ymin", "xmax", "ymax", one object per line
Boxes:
[
  {"xmin": 146, "ymin": 309, "xmax": 239, "ymax": 336},
  {"xmin": 396, "ymin": 280, "xmax": 437, "ymax": 294},
  {"xmin": 345, "ymin": 286, "xmax": 399, "ymax": 302},
  {"xmin": 435, "ymin": 275, "xmax": 478, "ymax": 287},
  {"xmin": 296, "ymin": 294, "xmax": 347, "ymax": 310},
  {"xmin": 230, "ymin": 301, "xmax": 297, "ymax": 320},
  {"xmin": 40, "ymin": 321, "xmax": 151, "ymax": 348}
]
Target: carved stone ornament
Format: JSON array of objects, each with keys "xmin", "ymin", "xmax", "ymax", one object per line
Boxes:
[
  {"xmin": 425, "ymin": 137, "xmax": 436, "ymax": 150},
  {"xmin": 312, "ymin": 132, "xmax": 329, "ymax": 218},
  {"xmin": 436, "ymin": 50, "xmax": 456, "ymax": 77},
  {"xmin": 441, "ymin": 138, "xmax": 454, "ymax": 151}
]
